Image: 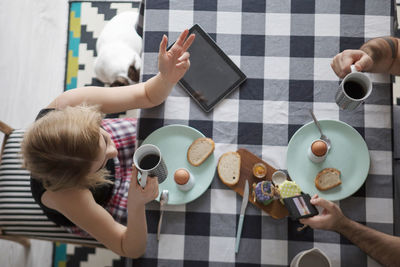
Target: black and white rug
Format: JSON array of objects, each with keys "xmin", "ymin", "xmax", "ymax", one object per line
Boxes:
[{"xmin": 54, "ymin": 1, "xmax": 141, "ymax": 266}]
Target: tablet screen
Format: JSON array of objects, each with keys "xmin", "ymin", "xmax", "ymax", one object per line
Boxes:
[{"xmin": 178, "ymin": 24, "xmax": 247, "ymax": 112}]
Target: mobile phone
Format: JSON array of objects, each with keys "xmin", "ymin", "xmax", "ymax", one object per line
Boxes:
[{"xmin": 283, "ymin": 194, "xmax": 318, "ymax": 220}]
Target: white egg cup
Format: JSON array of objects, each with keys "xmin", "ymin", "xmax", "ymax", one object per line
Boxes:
[
  {"xmin": 307, "ymin": 139, "xmax": 328, "ymax": 163},
  {"xmin": 175, "ymin": 168, "xmax": 195, "ymax": 191}
]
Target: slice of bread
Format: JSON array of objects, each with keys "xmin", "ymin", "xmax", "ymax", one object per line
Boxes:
[
  {"xmin": 187, "ymin": 137, "xmax": 215, "ymax": 166},
  {"xmin": 217, "ymin": 152, "xmax": 241, "ymax": 186},
  {"xmin": 315, "ymin": 168, "xmax": 341, "ymax": 191}
]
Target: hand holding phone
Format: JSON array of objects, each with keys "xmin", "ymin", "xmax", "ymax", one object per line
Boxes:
[{"xmin": 283, "ymin": 194, "xmax": 319, "ymax": 220}]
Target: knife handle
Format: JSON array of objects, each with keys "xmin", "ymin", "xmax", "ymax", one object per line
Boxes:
[{"xmin": 235, "ymin": 214, "xmax": 245, "ymax": 253}]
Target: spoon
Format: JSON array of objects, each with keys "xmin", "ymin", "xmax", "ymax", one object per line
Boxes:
[
  {"xmin": 309, "ymin": 109, "xmax": 331, "ymax": 150},
  {"xmin": 157, "ymin": 189, "xmax": 169, "ymax": 241},
  {"xmin": 297, "ymin": 224, "xmax": 308, "ymax": 232}
]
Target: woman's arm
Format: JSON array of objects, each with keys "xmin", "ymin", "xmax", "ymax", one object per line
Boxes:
[
  {"xmin": 46, "ymin": 170, "xmax": 159, "ymax": 258},
  {"xmin": 300, "ymin": 195, "xmax": 400, "ymax": 267},
  {"xmin": 47, "ymin": 30, "xmax": 195, "ymax": 113}
]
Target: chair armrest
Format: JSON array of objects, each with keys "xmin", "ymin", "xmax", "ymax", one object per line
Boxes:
[{"xmin": 0, "ymin": 121, "xmax": 13, "ymax": 135}]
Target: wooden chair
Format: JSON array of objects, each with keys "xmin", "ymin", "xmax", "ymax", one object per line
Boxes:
[{"xmin": 0, "ymin": 120, "xmax": 102, "ymax": 248}]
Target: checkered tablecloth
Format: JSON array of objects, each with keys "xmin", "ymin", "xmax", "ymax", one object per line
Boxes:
[{"xmin": 137, "ymin": 0, "xmax": 395, "ymax": 266}]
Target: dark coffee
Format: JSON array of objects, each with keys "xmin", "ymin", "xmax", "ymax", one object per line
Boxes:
[
  {"xmin": 344, "ymin": 81, "xmax": 366, "ymax": 99},
  {"xmin": 139, "ymin": 154, "xmax": 160, "ymax": 170}
]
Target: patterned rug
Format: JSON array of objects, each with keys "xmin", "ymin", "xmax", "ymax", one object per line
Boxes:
[
  {"xmin": 54, "ymin": 1, "xmax": 140, "ymax": 267},
  {"xmin": 53, "ymin": 242, "xmax": 127, "ymax": 267},
  {"xmin": 66, "ymin": 0, "xmax": 141, "ymax": 91}
]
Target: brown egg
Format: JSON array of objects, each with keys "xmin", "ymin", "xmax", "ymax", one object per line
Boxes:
[
  {"xmin": 311, "ymin": 140, "xmax": 327, "ymax": 157},
  {"xmin": 174, "ymin": 169, "xmax": 190, "ymax": 185}
]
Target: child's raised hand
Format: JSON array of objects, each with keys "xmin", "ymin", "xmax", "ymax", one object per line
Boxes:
[{"xmin": 158, "ymin": 29, "xmax": 195, "ymax": 85}]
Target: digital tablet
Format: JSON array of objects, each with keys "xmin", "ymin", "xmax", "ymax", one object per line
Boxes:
[{"xmin": 174, "ymin": 24, "xmax": 247, "ymax": 112}]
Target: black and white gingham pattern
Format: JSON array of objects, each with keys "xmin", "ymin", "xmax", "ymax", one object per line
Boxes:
[
  {"xmin": 0, "ymin": 130, "xmax": 101, "ymax": 246},
  {"xmin": 137, "ymin": 0, "xmax": 395, "ymax": 266}
]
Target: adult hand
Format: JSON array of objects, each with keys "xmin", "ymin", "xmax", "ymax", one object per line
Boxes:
[
  {"xmin": 299, "ymin": 194, "xmax": 348, "ymax": 231},
  {"xmin": 331, "ymin": 49, "xmax": 374, "ymax": 78},
  {"xmin": 130, "ymin": 165, "xmax": 159, "ymax": 206},
  {"xmin": 158, "ymin": 29, "xmax": 195, "ymax": 85}
]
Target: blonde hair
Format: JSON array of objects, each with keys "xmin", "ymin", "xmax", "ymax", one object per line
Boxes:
[{"xmin": 22, "ymin": 105, "xmax": 112, "ymax": 191}]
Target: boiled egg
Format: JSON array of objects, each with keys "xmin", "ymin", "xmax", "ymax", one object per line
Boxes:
[
  {"xmin": 174, "ymin": 168, "xmax": 190, "ymax": 185},
  {"xmin": 311, "ymin": 140, "xmax": 327, "ymax": 157}
]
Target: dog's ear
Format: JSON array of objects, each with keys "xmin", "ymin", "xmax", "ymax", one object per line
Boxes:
[
  {"xmin": 110, "ymin": 76, "xmax": 130, "ymax": 87},
  {"xmin": 128, "ymin": 64, "xmax": 140, "ymax": 83}
]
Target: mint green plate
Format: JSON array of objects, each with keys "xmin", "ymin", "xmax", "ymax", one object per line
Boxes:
[
  {"xmin": 286, "ymin": 120, "xmax": 370, "ymax": 201},
  {"xmin": 142, "ymin": 125, "xmax": 216, "ymax": 205}
]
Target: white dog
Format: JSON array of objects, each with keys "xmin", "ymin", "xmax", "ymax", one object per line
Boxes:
[{"xmin": 94, "ymin": 11, "xmax": 142, "ymax": 86}]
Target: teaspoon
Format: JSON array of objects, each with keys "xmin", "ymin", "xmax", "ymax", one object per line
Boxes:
[{"xmin": 309, "ymin": 109, "xmax": 331, "ymax": 150}]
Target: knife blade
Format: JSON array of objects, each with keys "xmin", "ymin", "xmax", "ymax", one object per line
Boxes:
[{"xmin": 235, "ymin": 180, "xmax": 249, "ymax": 253}]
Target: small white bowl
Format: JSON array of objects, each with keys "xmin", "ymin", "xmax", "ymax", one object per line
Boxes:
[{"xmin": 272, "ymin": 170, "xmax": 288, "ymax": 186}]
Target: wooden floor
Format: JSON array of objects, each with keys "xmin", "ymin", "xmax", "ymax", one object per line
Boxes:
[
  {"xmin": 0, "ymin": 0, "xmax": 68, "ymax": 266},
  {"xmin": 0, "ymin": 239, "xmax": 53, "ymax": 267}
]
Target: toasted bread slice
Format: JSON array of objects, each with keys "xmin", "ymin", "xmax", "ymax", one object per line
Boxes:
[
  {"xmin": 315, "ymin": 168, "xmax": 341, "ymax": 191},
  {"xmin": 187, "ymin": 137, "xmax": 215, "ymax": 166},
  {"xmin": 217, "ymin": 152, "xmax": 241, "ymax": 186}
]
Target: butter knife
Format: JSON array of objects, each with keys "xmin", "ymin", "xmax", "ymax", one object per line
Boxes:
[{"xmin": 235, "ymin": 180, "xmax": 249, "ymax": 253}]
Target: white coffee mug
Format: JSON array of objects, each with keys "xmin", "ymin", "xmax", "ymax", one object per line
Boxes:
[
  {"xmin": 335, "ymin": 65, "xmax": 372, "ymax": 110},
  {"xmin": 290, "ymin": 248, "xmax": 331, "ymax": 267},
  {"xmin": 133, "ymin": 144, "xmax": 168, "ymax": 187}
]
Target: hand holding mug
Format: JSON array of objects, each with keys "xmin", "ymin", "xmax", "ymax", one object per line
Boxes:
[
  {"xmin": 331, "ymin": 49, "xmax": 374, "ymax": 78},
  {"xmin": 133, "ymin": 144, "xmax": 168, "ymax": 187},
  {"xmin": 335, "ymin": 64, "xmax": 372, "ymax": 110},
  {"xmin": 130, "ymin": 165, "xmax": 160, "ymax": 205}
]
